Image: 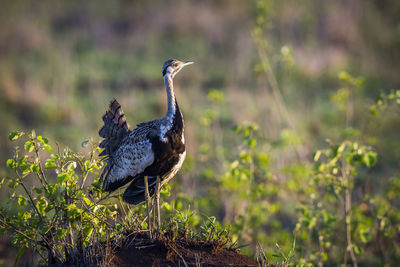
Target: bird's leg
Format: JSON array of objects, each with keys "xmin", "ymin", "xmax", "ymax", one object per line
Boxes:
[
  {"xmin": 155, "ymin": 176, "xmax": 161, "ymax": 232},
  {"xmin": 144, "ymin": 176, "xmax": 152, "ymax": 239},
  {"xmin": 152, "ymin": 195, "xmax": 156, "ymax": 230}
]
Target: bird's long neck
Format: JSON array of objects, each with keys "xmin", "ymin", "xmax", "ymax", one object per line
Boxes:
[
  {"xmin": 164, "ymin": 74, "xmax": 177, "ymax": 122},
  {"xmin": 160, "ymin": 73, "xmax": 184, "ymax": 142}
]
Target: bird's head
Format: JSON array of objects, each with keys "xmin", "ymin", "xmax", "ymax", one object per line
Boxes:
[{"xmin": 162, "ymin": 59, "xmax": 194, "ymax": 78}]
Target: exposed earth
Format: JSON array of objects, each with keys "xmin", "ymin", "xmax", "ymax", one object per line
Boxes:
[{"xmin": 107, "ymin": 232, "xmax": 259, "ymax": 267}]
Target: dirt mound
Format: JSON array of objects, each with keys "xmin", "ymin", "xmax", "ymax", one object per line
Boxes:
[{"xmin": 110, "ymin": 233, "xmax": 258, "ymax": 267}]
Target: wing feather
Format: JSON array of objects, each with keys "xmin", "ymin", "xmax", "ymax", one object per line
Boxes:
[
  {"xmin": 100, "ymin": 110, "xmax": 162, "ymax": 193},
  {"xmin": 102, "ymin": 139, "xmax": 154, "ymax": 191}
]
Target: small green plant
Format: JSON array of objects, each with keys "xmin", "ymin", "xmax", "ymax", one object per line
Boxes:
[
  {"xmin": 0, "ymin": 130, "xmax": 121, "ymax": 265},
  {"xmin": 296, "ymin": 140, "xmax": 377, "ymax": 266},
  {"xmin": 162, "ymin": 194, "xmax": 233, "ymax": 248},
  {"xmin": 272, "ymin": 240, "xmax": 296, "ymax": 266}
]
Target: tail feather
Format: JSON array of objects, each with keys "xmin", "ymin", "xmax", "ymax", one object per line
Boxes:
[
  {"xmin": 99, "ymin": 99, "xmax": 130, "ymax": 157},
  {"xmin": 123, "ymin": 176, "xmax": 157, "ymax": 205}
]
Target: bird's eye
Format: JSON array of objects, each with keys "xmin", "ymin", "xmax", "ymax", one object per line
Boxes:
[{"xmin": 173, "ymin": 63, "xmax": 179, "ymax": 67}]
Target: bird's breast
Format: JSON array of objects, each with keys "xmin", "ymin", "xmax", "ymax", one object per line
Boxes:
[
  {"xmin": 162, "ymin": 150, "xmax": 186, "ymax": 184},
  {"xmin": 143, "ymin": 129, "xmax": 185, "ymax": 178}
]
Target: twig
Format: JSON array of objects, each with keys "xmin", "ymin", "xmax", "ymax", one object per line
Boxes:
[
  {"xmin": 34, "ymin": 143, "xmax": 49, "ymax": 187},
  {"xmin": 168, "ymin": 243, "xmax": 189, "ymax": 267},
  {"xmin": 16, "ymin": 175, "xmax": 44, "ymax": 223}
]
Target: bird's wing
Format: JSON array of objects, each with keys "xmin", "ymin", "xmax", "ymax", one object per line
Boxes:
[
  {"xmin": 102, "ymin": 139, "xmax": 154, "ymax": 191},
  {"xmin": 101, "ymin": 122, "xmax": 160, "ymax": 192}
]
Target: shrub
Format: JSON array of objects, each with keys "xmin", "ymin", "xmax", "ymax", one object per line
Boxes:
[{"xmin": 0, "ymin": 131, "xmax": 121, "ymax": 265}]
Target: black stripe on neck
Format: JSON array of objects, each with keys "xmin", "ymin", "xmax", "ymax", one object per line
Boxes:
[{"xmin": 169, "ymin": 99, "xmax": 183, "ymax": 135}]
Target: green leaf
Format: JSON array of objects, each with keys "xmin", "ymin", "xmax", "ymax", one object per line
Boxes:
[
  {"xmin": 9, "ymin": 131, "xmax": 24, "ymax": 141},
  {"xmin": 83, "ymin": 226, "xmax": 94, "ymax": 238},
  {"xmin": 160, "ymin": 187, "xmax": 171, "ymax": 196},
  {"xmin": 34, "ymin": 187, "xmax": 43, "ymax": 194},
  {"xmin": 163, "ymin": 202, "xmax": 171, "ymax": 211},
  {"xmin": 36, "ymin": 136, "xmax": 48, "ymax": 144},
  {"xmin": 8, "ymin": 179, "xmax": 19, "ymax": 188},
  {"xmin": 321, "ymin": 252, "xmax": 328, "ymax": 261},
  {"xmin": 84, "ymin": 160, "xmax": 91, "ymax": 170},
  {"xmin": 36, "ymin": 198, "xmax": 48, "ymax": 214},
  {"xmin": 17, "ymin": 196, "xmax": 27, "ymax": 206},
  {"xmin": 50, "ymin": 154, "xmax": 60, "ymax": 160},
  {"xmin": 43, "ymin": 144, "xmax": 53, "ymax": 152},
  {"xmin": 362, "ymin": 152, "xmax": 377, "ymax": 167},
  {"xmin": 353, "ymin": 244, "xmax": 363, "ymax": 255},
  {"xmin": 0, "ymin": 177, "xmax": 5, "ymax": 189},
  {"xmin": 44, "ymin": 159, "xmax": 57, "ymax": 169},
  {"xmin": 29, "ymin": 129, "xmax": 36, "ymax": 139},
  {"xmin": 359, "ymin": 228, "xmax": 372, "ymax": 243},
  {"xmin": 337, "ymin": 143, "xmax": 346, "ymax": 154},
  {"xmin": 30, "ymin": 164, "xmax": 40, "ymax": 173},
  {"xmin": 308, "ymin": 217, "xmax": 317, "ymax": 229},
  {"xmin": 57, "ymin": 173, "xmax": 70, "ymax": 183},
  {"xmin": 19, "ymin": 162, "xmax": 29, "ymax": 172},
  {"xmin": 24, "ymin": 141, "xmax": 35, "ymax": 152},
  {"xmin": 83, "ymin": 197, "xmax": 93, "ymax": 206},
  {"xmin": 239, "ymin": 152, "xmax": 252, "ymax": 163},
  {"xmin": 6, "ymin": 159, "xmax": 16, "ymax": 170},
  {"xmin": 75, "ymin": 189, "xmax": 83, "ymax": 199},
  {"xmin": 248, "ymin": 139, "xmax": 257, "ymax": 148},
  {"xmin": 45, "ymin": 203, "xmax": 54, "ymax": 212},
  {"xmin": 67, "ymin": 161, "xmax": 77, "ymax": 171},
  {"xmin": 313, "ymin": 150, "xmax": 321, "ymax": 161}
]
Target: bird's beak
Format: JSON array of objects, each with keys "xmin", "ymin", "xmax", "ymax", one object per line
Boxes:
[{"xmin": 183, "ymin": 61, "xmax": 194, "ymax": 66}]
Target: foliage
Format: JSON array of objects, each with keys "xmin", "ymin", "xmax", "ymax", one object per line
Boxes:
[
  {"xmin": 296, "ymin": 140, "xmax": 377, "ymax": 265},
  {"xmin": 0, "ymin": 131, "xmax": 120, "ymax": 264},
  {"xmin": 0, "ymin": 131, "xmax": 236, "ymax": 265}
]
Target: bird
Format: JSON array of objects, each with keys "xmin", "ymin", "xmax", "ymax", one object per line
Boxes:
[{"xmin": 98, "ymin": 59, "xmax": 193, "ymax": 236}]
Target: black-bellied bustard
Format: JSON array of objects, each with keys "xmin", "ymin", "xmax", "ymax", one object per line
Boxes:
[{"xmin": 98, "ymin": 59, "xmax": 193, "ymax": 237}]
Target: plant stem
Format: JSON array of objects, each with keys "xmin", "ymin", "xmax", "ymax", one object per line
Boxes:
[
  {"xmin": 239, "ymin": 140, "xmax": 255, "ymax": 242},
  {"xmin": 18, "ymin": 178, "xmax": 43, "ymax": 222},
  {"xmin": 144, "ymin": 176, "xmax": 152, "ymax": 239},
  {"xmin": 343, "ymin": 167, "xmax": 358, "ymax": 267},
  {"xmin": 155, "ymin": 176, "xmax": 161, "ymax": 232},
  {"xmin": 34, "ymin": 144, "xmax": 49, "ymax": 188}
]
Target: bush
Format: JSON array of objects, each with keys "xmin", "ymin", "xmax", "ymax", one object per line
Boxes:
[{"xmin": 0, "ymin": 131, "xmax": 122, "ymax": 265}]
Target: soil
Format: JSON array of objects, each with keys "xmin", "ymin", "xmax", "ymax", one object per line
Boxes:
[{"xmin": 109, "ymin": 233, "xmax": 259, "ymax": 267}]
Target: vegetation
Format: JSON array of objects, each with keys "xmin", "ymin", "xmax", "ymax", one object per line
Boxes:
[
  {"xmin": 0, "ymin": 131, "xmax": 240, "ymax": 266},
  {"xmin": 1, "ymin": 0, "xmax": 400, "ymax": 266},
  {"xmin": 1, "ymin": 132, "xmax": 113, "ymax": 264}
]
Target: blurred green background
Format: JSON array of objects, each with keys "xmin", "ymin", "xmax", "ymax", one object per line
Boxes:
[{"xmin": 1, "ymin": 0, "xmax": 399, "ymax": 265}]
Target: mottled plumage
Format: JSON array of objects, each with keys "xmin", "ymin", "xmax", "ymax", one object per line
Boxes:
[{"xmin": 99, "ymin": 59, "xmax": 193, "ymax": 206}]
